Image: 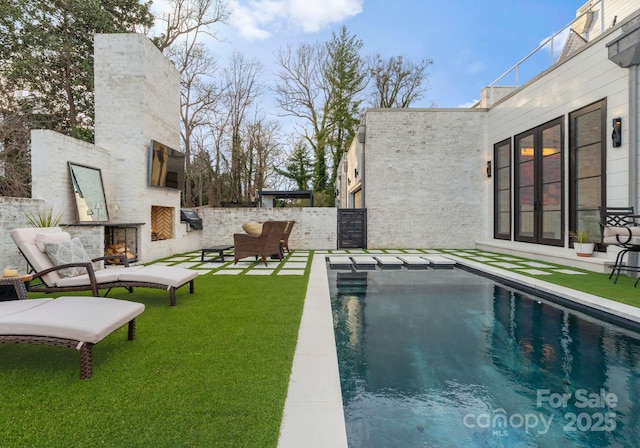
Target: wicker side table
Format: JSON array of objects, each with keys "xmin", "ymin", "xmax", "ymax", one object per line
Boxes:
[{"xmin": 0, "ymin": 275, "xmax": 32, "ymax": 301}]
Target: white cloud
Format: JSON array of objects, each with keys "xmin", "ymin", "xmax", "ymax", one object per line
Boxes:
[
  {"xmin": 229, "ymin": 0, "xmax": 363, "ymax": 39},
  {"xmin": 458, "ymin": 100, "xmax": 479, "ymax": 108},
  {"xmin": 467, "ymin": 61, "xmax": 484, "ymax": 74}
]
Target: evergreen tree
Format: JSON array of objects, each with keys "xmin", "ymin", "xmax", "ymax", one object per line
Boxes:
[{"xmin": 275, "ymin": 140, "xmax": 313, "ymax": 190}]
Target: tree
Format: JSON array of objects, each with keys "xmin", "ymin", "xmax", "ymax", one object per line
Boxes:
[
  {"xmin": 222, "ymin": 51, "xmax": 265, "ymax": 203},
  {"xmin": 275, "ymin": 140, "xmax": 313, "ymax": 190},
  {"xmin": 367, "ymin": 54, "xmax": 432, "ymax": 108},
  {"xmin": 0, "ymin": 108, "xmax": 33, "ymax": 197},
  {"xmin": 275, "ymin": 26, "xmax": 367, "ymax": 201},
  {"xmin": 275, "ymin": 42, "xmax": 330, "ymax": 192},
  {"xmin": 152, "ymin": 0, "xmax": 229, "ymax": 52},
  {"xmin": 244, "ymin": 116, "xmax": 281, "ymax": 199},
  {"xmin": 167, "ymin": 37, "xmax": 223, "ymax": 207},
  {"xmin": 324, "ymin": 26, "xmax": 367, "ymax": 192},
  {"xmin": 0, "ymin": 0, "xmax": 154, "ymax": 141}
]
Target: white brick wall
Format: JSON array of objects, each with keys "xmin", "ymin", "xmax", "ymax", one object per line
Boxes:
[
  {"xmin": 360, "ymin": 108, "xmax": 489, "ymax": 248},
  {"xmin": 196, "ymin": 207, "xmax": 337, "ymax": 250},
  {"xmin": 0, "ymin": 203, "xmax": 337, "ymax": 271},
  {"xmin": 94, "ymin": 34, "xmax": 185, "ymax": 263}
]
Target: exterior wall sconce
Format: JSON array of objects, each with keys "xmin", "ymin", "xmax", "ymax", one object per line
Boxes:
[
  {"xmin": 612, "ymin": 117, "xmax": 622, "ymax": 147},
  {"xmin": 486, "ymin": 161, "xmax": 492, "ymax": 178},
  {"xmin": 335, "ymin": 188, "xmax": 339, "ymax": 197},
  {"xmin": 354, "ymin": 168, "xmax": 359, "ymax": 178}
]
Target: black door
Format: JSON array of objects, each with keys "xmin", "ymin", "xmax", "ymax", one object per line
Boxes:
[
  {"xmin": 338, "ymin": 209, "xmax": 367, "ymax": 249},
  {"xmin": 514, "ymin": 117, "xmax": 564, "ymax": 246}
]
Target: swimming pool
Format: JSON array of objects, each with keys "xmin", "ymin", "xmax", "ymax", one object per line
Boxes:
[{"xmin": 328, "ymin": 267, "xmax": 640, "ymax": 447}]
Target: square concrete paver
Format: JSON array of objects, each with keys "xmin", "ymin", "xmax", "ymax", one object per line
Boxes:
[
  {"xmin": 490, "ymin": 262, "xmax": 524, "ymax": 269},
  {"xmin": 521, "ymin": 261, "xmax": 554, "ymax": 268},
  {"xmin": 278, "ymin": 270, "xmax": 305, "ymax": 276},
  {"xmin": 553, "ymin": 269, "xmax": 588, "ymax": 275},
  {"xmin": 213, "ymin": 269, "xmax": 244, "ymax": 275},
  {"xmin": 468, "ymin": 256, "xmax": 496, "ymax": 262},
  {"xmin": 516, "ymin": 269, "xmax": 552, "ymax": 275},
  {"xmin": 246, "ymin": 270, "xmax": 275, "ymax": 275},
  {"xmin": 283, "ymin": 262, "xmax": 308, "ymax": 269}
]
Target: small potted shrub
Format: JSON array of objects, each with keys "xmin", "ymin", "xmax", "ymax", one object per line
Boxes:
[
  {"xmin": 569, "ymin": 225, "xmax": 595, "ymax": 257},
  {"xmin": 24, "ymin": 208, "xmax": 62, "ymax": 228}
]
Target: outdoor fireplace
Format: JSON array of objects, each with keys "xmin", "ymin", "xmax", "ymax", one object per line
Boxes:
[{"xmin": 151, "ymin": 206, "xmax": 174, "ymax": 241}]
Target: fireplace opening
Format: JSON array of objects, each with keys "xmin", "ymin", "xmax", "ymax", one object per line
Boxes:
[{"xmin": 151, "ymin": 206, "xmax": 174, "ymax": 241}]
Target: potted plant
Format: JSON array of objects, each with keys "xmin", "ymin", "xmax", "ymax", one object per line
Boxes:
[
  {"xmin": 24, "ymin": 208, "xmax": 62, "ymax": 228},
  {"xmin": 569, "ymin": 225, "xmax": 595, "ymax": 257}
]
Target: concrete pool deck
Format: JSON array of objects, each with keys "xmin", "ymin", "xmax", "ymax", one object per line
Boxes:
[{"xmin": 276, "ymin": 250, "xmax": 640, "ymax": 447}]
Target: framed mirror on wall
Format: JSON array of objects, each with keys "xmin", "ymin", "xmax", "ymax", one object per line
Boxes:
[{"xmin": 68, "ymin": 162, "xmax": 109, "ymax": 223}]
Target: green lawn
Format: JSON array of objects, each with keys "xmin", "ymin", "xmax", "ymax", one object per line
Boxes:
[
  {"xmin": 0, "ymin": 273, "xmax": 308, "ymax": 447},
  {"xmin": 2, "ymin": 249, "xmax": 640, "ymax": 447}
]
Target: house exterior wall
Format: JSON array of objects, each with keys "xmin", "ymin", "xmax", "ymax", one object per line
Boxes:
[
  {"xmin": 485, "ymin": 9, "xmax": 638, "ymax": 245},
  {"xmin": 358, "ymin": 108, "xmax": 488, "ymax": 248}
]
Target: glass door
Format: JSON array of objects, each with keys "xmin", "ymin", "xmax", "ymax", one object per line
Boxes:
[
  {"xmin": 514, "ymin": 118, "xmax": 564, "ymax": 246},
  {"xmin": 569, "ymin": 99, "xmax": 606, "ymax": 248}
]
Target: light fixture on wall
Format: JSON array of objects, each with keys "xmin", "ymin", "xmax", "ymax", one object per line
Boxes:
[
  {"xmin": 612, "ymin": 117, "xmax": 622, "ymax": 147},
  {"xmin": 486, "ymin": 161, "xmax": 492, "ymax": 178},
  {"xmin": 335, "ymin": 188, "xmax": 339, "ymax": 197},
  {"xmin": 354, "ymin": 168, "xmax": 359, "ymax": 178}
]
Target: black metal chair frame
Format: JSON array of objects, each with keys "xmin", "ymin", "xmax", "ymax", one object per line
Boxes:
[{"xmin": 600, "ymin": 207, "xmax": 640, "ymax": 283}]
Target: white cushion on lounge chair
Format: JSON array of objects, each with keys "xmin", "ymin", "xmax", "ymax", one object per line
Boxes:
[
  {"xmin": 0, "ymin": 296, "xmax": 145, "ymax": 344},
  {"xmin": 10, "ymin": 227, "xmax": 198, "ymax": 306},
  {"xmin": 118, "ymin": 265, "xmax": 198, "ymax": 288},
  {"xmin": 0, "ymin": 298, "xmax": 54, "ymax": 318},
  {"xmin": 35, "ymin": 232, "xmax": 71, "ymax": 252},
  {"xmin": 11, "ymin": 227, "xmax": 66, "ymax": 286},
  {"xmin": 55, "ymin": 265, "xmax": 146, "ymax": 288}
]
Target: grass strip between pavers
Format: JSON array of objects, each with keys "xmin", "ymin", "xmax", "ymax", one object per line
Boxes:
[
  {"xmin": 0, "ymin": 273, "xmax": 307, "ymax": 447},
  {"xmin": 445, "ymin": 250, "xmax": 640, "ymax": 308}
]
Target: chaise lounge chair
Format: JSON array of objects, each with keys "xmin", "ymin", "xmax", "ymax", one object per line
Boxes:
[
  {"xmin": 10, "ymin": 227, "xmax": 198, "ymax": 306},
  {"xmin": 0, "ymin": 296, "xmax": 144, "ymax": 379},
  {"xmin": 233, "ymin": 220, "xmax": 288, "ymax": 266}
]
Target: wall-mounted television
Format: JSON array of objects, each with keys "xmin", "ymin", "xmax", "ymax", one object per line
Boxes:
[{"xmin": 148, "ymin": 140, "xmax": 185, "ymax": 190}]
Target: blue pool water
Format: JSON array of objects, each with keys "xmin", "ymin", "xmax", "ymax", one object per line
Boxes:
[{"xmin": 328, "ymin": 267, "xmax": 640, "ymax": 447}]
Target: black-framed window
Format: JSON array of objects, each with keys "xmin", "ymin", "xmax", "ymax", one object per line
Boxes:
[
  {"xmin": 493, "ymin": 138, "xmax": 511, "ymax": 240},
  {"xmin": 569, "ymin": 99, "xmax": 606, "ymax": 248},
  {"xmin": 514, "ymin": 117, "xmax": 564, "ymax": 246}
]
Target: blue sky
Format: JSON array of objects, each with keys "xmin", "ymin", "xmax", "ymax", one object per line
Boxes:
[{"xmin": 204, "ymin": 0, "xmax": 589, "ymax": 108}]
